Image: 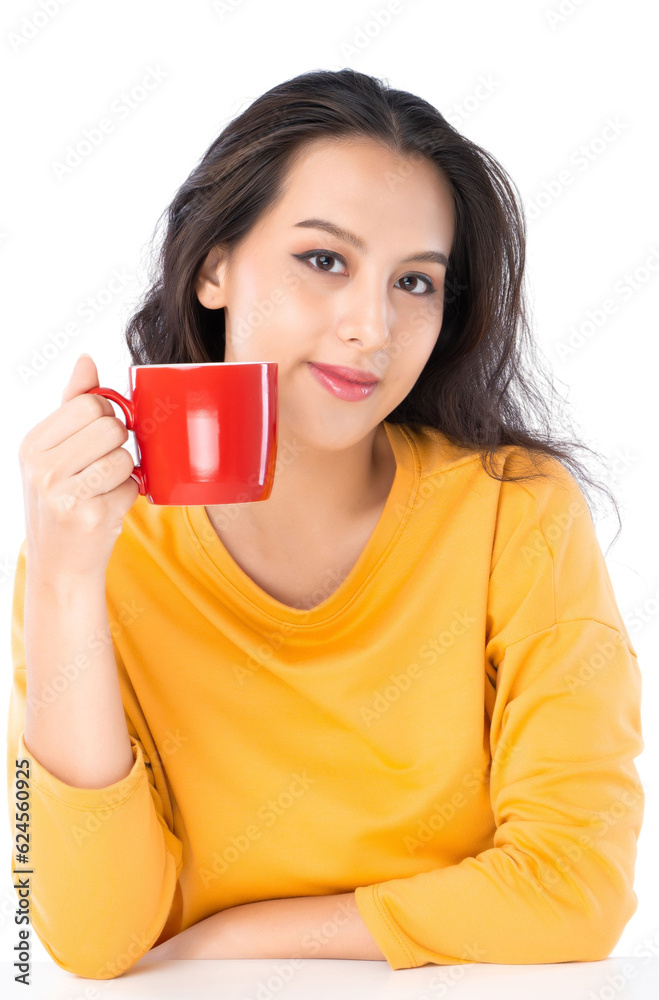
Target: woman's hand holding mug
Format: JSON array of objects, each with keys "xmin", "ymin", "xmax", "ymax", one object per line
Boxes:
[{"xmin": 18, "ymin": 353, "xmax": 140, "ymax": 583}]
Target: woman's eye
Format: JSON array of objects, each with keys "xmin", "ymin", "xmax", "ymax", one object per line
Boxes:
[
  {"xmin": 396, "ymin": 274, "xmax": 435, "ymax": 295},
  {"xmin": 295, "ymin": 251, "xmax": 345, "ymax": 275},
  {"xmin": 293, "ymin": 251, "xmax": 436, "ymax": 295}
]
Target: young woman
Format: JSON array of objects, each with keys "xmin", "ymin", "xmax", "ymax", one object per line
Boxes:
[{"xmin": 8, "ymin": 68, "xmax": 644, "ymax": 979}]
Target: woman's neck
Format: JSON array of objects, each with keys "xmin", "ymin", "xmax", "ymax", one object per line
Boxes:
[{"xmin": 205, "ymin": 421, "xmax": 396, "ymax": 548}]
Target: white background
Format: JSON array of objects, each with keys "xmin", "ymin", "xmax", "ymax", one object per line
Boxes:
[{"xmin": 0, "ymin": 0, "xmax": 657, "ymax": 971}]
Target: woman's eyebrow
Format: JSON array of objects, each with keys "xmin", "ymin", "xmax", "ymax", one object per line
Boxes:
[{"xmin": 293, "ymin": 218, "xmax": 449, "ymax": 268}]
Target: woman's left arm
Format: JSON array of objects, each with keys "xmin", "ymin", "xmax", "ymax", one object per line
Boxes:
[{"xmin": 140, "ymin": 891, "xmax": 386, "ymax": 961}]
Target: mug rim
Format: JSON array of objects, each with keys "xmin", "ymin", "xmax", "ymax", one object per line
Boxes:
[{"xmin": 130, "ymin": 362, "xmax": 272, "ymax": 369}]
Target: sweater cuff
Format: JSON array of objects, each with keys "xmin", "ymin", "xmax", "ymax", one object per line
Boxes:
[
  {"xmin": 17, "ymin": 730, "xmax": 146, "ymax": 810},
  {"xmin": 354, "ymin": 882, "xmax": 417, "ymax": 970}
]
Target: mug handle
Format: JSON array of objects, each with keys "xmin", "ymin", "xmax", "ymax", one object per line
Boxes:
[{"xmin": 85, "ymin": 387, "xmax": 146, "ymax": 495}]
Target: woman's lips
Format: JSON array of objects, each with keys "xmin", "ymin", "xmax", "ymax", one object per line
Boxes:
[
  {"xmin": 311, "ymin": 362, "xmax": 380, "ymax": 385},
  {"xmin": 307, "ymin": 363, "xmax": 379, "ymax": 401}
]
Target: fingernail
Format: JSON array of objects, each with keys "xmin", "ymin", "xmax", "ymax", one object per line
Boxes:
[{"xmin": 77, "ymin": 353, "xmax": 92, "ymax": 361}]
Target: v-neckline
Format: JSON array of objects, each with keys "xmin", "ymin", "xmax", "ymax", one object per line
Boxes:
[{"xmin": 182, "ymin": 421, "xmax": 420, "ymax": 627}]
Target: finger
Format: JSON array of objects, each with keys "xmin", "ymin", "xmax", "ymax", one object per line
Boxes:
[
  {"xmin": 24, "ymin": 389, "xmax": 120, "ymax": 456},
  {"xmin": 61, "ymin": 354, "xmax": 115, "ymax": 417},
  {"xmin": 42, "ymin": 414, "xmax": 128, "ymax": 481},
  {"xmin": 67, "ymin": 447, "xmax": 138, "ymax": 501}
]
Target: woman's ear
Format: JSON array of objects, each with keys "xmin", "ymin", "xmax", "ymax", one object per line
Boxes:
[{"xmin": 195, "ymin": 245, "xmax": 228, "ymax": 309}]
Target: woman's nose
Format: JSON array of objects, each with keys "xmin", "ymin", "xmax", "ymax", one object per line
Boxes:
[{"xmin": 335, "ymin": 286, "xmax": 392, "ymax": 352}]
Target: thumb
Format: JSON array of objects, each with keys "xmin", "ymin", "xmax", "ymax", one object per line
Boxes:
[{"xmin": 61, "ymin": 353, "xmax": 114, "ymax": 416}]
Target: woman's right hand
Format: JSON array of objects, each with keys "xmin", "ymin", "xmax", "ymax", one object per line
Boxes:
[{"xmin": 18, "ymin": 353, "xmax": 141, "ymax": 582}]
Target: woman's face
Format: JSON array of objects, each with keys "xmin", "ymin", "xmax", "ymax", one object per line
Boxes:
[{"xmin": 195, "ymin": 137, "xmax": 455, "ymax": 450}]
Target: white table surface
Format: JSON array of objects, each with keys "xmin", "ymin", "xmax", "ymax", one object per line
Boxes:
[{"xmin": 3, "ymin": 957, "xmax": 659, "ymax": 999}]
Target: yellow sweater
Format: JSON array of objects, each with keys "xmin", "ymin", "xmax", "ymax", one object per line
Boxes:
[{"xmin": 6, "ymin": 420, "xmax": 644, "ymax": 978}]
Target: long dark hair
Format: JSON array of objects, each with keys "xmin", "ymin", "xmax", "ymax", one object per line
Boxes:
[{"xmin": 125, "ymin": 67, "xmax": 621, "ymax": 549}]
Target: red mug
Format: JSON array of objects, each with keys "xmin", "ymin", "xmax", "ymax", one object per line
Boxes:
[{"xmin": 86, "ymin": 362, "xmax": 278, "ymax": 505}]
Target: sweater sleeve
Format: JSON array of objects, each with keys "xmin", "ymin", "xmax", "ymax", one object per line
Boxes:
[
  {"xmin": 5, "ymin": 541, "xmax": 183, "ymax": 980},
  {"xmin": 353, "ymin": 454, "xmax": 645, "ymax": 969}
]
